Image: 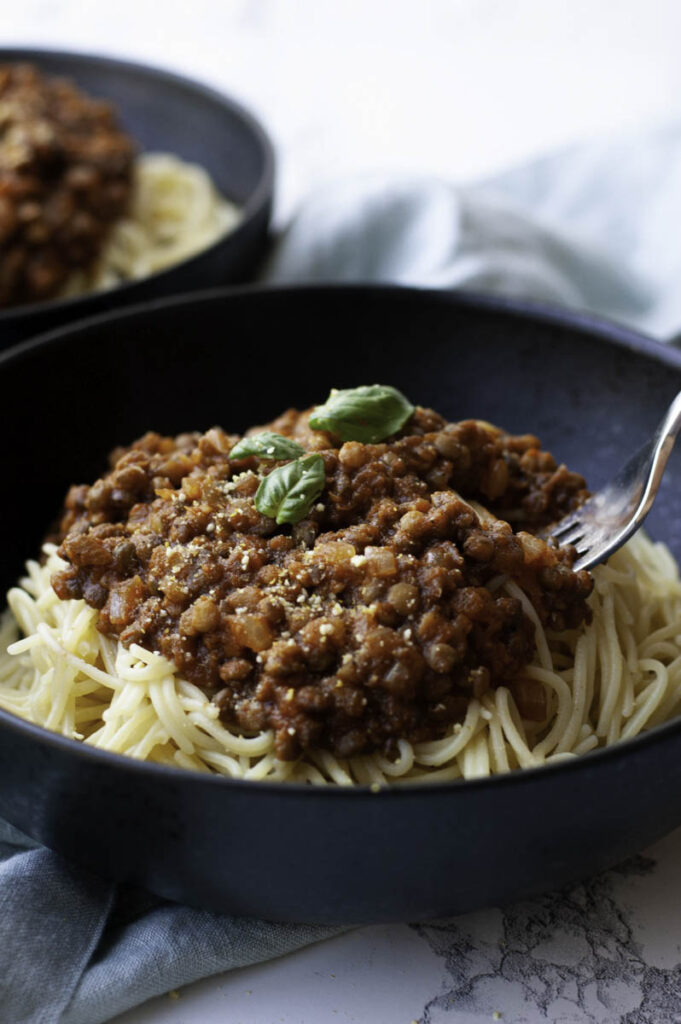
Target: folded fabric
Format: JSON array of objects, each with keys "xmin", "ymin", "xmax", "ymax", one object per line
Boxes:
[
  {"xmin": 483, "ymin": 123, "xmax": 681, "ymax": 339},
  {"xmin": 4, "ymin": 120, "xmax": 681, "ymax": 1024},
  {"xmin": 268, "ymin": 123, "xmax": 681, "ymax": 340},
  {"xmin": 0, "ymin": 820, "xmax": 343, "ymax": 1024},
  {"xmin": 265, "ymin": 171, "xmax": 651, "ymax": 331}
]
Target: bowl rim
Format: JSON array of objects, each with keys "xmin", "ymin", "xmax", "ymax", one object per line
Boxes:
[
  {"xmin": 0, "ymin": 45, "xmax": 275, "ymax": 324},
  {"xmin": 3, "ymin": 281, "xmax": 681, "ymax": 798}
]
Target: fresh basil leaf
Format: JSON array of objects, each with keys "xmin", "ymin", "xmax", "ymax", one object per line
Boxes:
[
  {"xmin": 255, "ymin": 453, "xmax": 326, "ymax": 525},
  {"xmin": 230, "ymin": 432, "xmax": 306, "ymax": 461},
  {"xmin": 308, "ymin": 384, "xmax": 414, "ymax": 443}
]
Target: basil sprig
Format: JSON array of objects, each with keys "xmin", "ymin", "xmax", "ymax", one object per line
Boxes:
[
  {"xmin": 255, "ymin": 453, "xmax": 326, "ymax": 525},
  {"xmin": 309, "ymin": 384, "xmax": 414, "ymax": 443},
  {"xmin": 230, "ymin": 431, "xmax": 306, "ymax": 461},
  {"xmin": 248, "ymin": 384, "xmax": 414, "ymax": 526}
]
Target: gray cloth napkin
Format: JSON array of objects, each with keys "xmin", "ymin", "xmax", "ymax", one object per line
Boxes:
[
  {"xmin": 0, "ymin": 820, "xmax": 342, "ymax": 1023},
  {"xmin": 268, "ymin": 124, "xmax": 681, "ymax": 340},
  {"xmin": 3, "ymin": 121, "xmax": 680, "ymax": 1024}
]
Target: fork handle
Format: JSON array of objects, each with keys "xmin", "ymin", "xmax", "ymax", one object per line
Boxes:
[
  {"xmin": 659, "ymin": 389, "xmax": 681, "ymax": 442},
  {"xmin": 642, "ymin": 389, "xmax": 681, "ymax": 515},
  {"xmin": 653, "ymin": 389, "xmax": 681, "ymax": 467}
]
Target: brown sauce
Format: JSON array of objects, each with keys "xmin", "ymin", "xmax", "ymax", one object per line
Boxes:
[
  {"xmin": 0, "ymin": 63, "xmax": 134, "ymax": 307},
  {"xmin": 52, "ymin": 406, "xmax": 593, "ymax": 760}
]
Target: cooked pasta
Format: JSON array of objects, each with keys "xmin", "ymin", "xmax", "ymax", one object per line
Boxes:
[
  {"xmin": 1, "ymin": 531, "xmax": 680, "ymax": 785},
  {"xmin": 62, "ymin": 153, "xmax": 240, "ymax": 296}
]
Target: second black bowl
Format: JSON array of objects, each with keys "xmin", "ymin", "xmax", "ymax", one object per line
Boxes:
[{"xmin": 0, "ymin": 48, "xmax": 275, "ymax": 348}]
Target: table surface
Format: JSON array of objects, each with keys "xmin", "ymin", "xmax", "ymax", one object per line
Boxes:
[
  {"xmin": 7, "ymin": 1, "xmax": 681, "ymax": 1021},
  {"xmin": 111, "ymin": 826, "xmax": 681, "ymax": 1023}
]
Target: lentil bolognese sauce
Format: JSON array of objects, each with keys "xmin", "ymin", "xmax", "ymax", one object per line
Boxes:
[
  {"xmin": 2, "ymin": 386, "xmax": 681, "ymax": 783},
  {"xmin": 50, "ymin": 395, "xmax": 592, "ymax": 760},
  {"xmin": 0, "ymin": 63, "xmax": 239, "ymax": 307},
  {"xmin": 0, "ymin": 63, "xmax": 134, "ymax": 306}
]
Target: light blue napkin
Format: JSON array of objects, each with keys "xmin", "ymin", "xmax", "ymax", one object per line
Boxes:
[
  {"xmin": 3, "ymin": 121, "xmax": 680, "ymax": 1024},
  {"xmin": 0, "ymin": 820, "xmax": 342, "ymax": 1024},
  {"xmin": 268, "ymin": 126, "xmax": 681, "ymax": 340}
]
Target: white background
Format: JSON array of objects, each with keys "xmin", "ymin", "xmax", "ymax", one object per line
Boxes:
[
  {"xmin": 5, "ymin": 0, "xmax": 681, "ymax": 225},
  {"xmin": 5, "ymin": 2, "xmax": 681, "ymax": 1021}
]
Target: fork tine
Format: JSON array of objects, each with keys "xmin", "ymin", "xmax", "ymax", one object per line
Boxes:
[
  {"xmin": 554, "ymin": 524, "xmax": 585, "ymax": 547},
  {"xmin": 548, "ymin": 390, "xmax": 681, "ymax": 570},
  {"xmin": 551, "ymin": 513, "xmax": 582, "ymax": 539},
  {"xmin": 572, "ymin": 547, "xmax": 593, "ymax": 571}
]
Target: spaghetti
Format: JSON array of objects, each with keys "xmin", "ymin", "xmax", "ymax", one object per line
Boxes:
[
  {"xmin": 1, "ymin": 531, "xmax": 680, "ymax": 785},
  {"xmin": 62, "ymin": 153, "xmax": 240, "ymax": 297}
]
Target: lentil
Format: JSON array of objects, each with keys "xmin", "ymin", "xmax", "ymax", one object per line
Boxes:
[
  {"xmin": 0, "ymin": 63, "xmax": 133, "ymax": 307},
  {"xmin": 52, "ymin": 406, "xmax": 592, "ymax": 759}
]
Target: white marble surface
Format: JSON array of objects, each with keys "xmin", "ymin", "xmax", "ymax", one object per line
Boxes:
[{"xmin": 7, "ymin": 2, "xmax": 681, "ymax": 1021}]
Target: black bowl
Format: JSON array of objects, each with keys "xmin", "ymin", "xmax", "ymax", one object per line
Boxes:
[
  {"xmin": 2, "ymin": 285, "xmax": 681, "ymax": 925},
  {"xmin": 0, "ymin": 48, "xmax": 274, "ymax": 348}
]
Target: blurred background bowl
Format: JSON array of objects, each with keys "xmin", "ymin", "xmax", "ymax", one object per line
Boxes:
[{"xmin": 0, "ymin": 47, "xmax": 275, "ymax": 348}]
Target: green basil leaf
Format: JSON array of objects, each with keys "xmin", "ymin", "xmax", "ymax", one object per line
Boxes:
[
  {"xmin": 230, "ymin": 432, "xmax": 306, "ymax": 461},
  {"xmin": 308, "ymin": 384, "xmax": 414, "ymax": 443},
  {"xmin": 255, "ymin": 453, "xmax": 326, "ymax": 525}
]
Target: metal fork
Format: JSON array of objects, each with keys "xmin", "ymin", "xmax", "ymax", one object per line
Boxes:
[{"xmin": 548, "ymin": 390, "xmax": 681, "ymax": 571}]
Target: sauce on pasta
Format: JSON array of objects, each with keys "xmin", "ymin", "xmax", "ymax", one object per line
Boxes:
[{"xmin": 2, "ymin": 388, "xmax": 680, "ymax": 785}]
